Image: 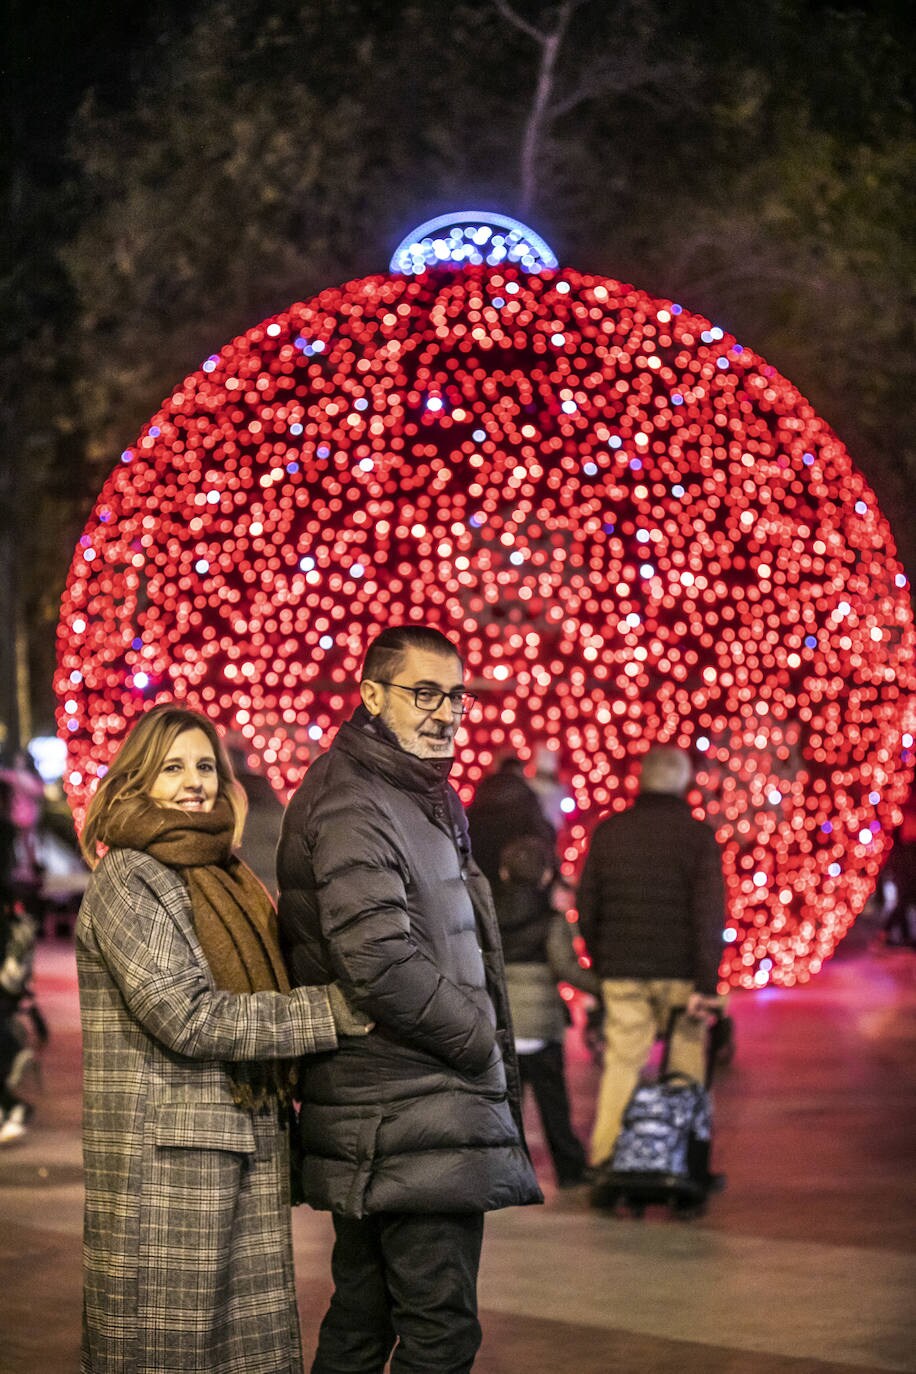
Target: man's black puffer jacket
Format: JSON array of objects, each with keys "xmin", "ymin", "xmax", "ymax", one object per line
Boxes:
[{"xmin": 277, "ymin": 707, "xmax": 542, "ymax": 1218}]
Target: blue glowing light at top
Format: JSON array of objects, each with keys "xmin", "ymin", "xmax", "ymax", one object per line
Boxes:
[{"xmin": 389, "ymin": 211, "xmax": 558, "ymax": 276}]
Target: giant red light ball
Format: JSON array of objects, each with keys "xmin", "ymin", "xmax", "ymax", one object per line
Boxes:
[{"xmin": 56, "ymin": 215, "xmax": 916, "ymax": 990}]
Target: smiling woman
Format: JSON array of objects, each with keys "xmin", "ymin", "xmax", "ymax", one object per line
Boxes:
[
  {"xmin": 79, "ymin": 706, "xmax": 246, "ymax": 861},
  {"xmin": 147, "ymin": 727, "xmax": 220, "ymax": 812},
  {"xmin": 72, "ymin": 703, "xmax": 352, "ymax": 1374}
]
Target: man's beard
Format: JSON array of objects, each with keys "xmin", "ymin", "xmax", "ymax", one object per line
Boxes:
[{"xmin": 379, "ymin": 704, "xmax": 455, "ymax": 759}]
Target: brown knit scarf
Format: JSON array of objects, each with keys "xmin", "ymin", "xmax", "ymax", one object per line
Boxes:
[{"xmin": 101, "ymin": 796, "xmax": 296, "ymax": 1107}]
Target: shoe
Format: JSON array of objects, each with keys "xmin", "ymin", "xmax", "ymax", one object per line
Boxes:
[
  {"xmin": 0, "ymin": 1102, "xmax": 31, "ymax": 1143},
  {"xmin": 589, "ymin": 1162, "xmax": 620, "ymax": 1209}
]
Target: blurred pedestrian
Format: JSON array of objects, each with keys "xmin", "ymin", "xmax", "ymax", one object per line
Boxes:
[
  {"xmin": 878, "ymin": 790, "xmax": 916, "ymax": 949},
  {"xmin": 528, "ymin": 745, "xmax": 568, "ymax": 831},
  {"xmin": 0, "ymin": 780, "xmax": 15, "ymax": 919},
  {"xmin": 0, "ymin": 778, "xmax": 38, "ymax": 1144},
  {"xmin": 493, "ymin": 835, "xmax": 597, "ymax": 1187},
  {"xmin": 467, "ymin": 755, "xmax": 555, "ymax": 886},
  {"xmin": 0, "ymin": 751, "xmax": 45, "ymax": 915},
  {"xmin": 577, "ymin": 746, "xmax": 725, "ymax": 1172},
  {"xmin": 75, "ymin": 704, "xmax": 366, "ymax": 1374}
]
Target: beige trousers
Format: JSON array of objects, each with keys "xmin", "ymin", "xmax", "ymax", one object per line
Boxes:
[{"xmin": 589, "ymin": 978, "xmax": 706, "ymax": 1167}]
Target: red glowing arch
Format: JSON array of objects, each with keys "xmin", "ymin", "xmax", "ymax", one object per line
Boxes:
[{"xmin": 56, "ymin": 245, "xmax": 916, "ymax": 989}]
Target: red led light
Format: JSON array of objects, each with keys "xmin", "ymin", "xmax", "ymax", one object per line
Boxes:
[{"xmin": 55, "ymin": 263, "xmax": 915, "ymax": 989}]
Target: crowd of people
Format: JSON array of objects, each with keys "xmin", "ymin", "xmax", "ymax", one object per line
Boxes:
[{"xmin": 3, "ymin": 620, "xmax": 913, "ymax": 1371}]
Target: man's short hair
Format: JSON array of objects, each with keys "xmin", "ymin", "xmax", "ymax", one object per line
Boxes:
[
  {"xmin": 361, "ymin": 625, "xmax": 462, "ymax": 684},
  {"xmin": 639, "ymin": 746, "xmax": 693, "ymax": 797},
  {"xmin": 497, "ymin": 754, "xmax": 525, "ymax": 776}
]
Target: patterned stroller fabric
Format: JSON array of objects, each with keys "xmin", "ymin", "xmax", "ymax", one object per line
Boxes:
[{"xmin": 611, "ymin": 1074, "xmax": 712, "ymax": 1177}]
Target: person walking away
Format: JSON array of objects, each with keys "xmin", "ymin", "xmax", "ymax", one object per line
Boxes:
[
  {"xmin": 0, "ymin": 751, "xmax": 45, "ymax": 917},
  {"xmin": 529, "ymin": 745, "xmax": 568, "ymax": 832},
  {"xmin": 0, "ymin": 778, "xmax": 38, "ymax": 1143},
  {"xmin": 878, "ymin": 789, "xmax": 916, "ymax": 948},
  {"xmin": 466, "ymin": 755, "xmax": 555, "ymax": 887},
  {"xmin": 277, "ymin": 625, "xmax": 541, "ymax": 1374},
  {"xmin": 577, "ymin": 746, "xmax": 725, "ymax": 1175},
  {"xmin": 492, "ymin": 834, "xmax": 597, "ymax": 1188},
  {"xmin": 75, "ymin": 704, "xmax": 367, "ymax": 1374}
]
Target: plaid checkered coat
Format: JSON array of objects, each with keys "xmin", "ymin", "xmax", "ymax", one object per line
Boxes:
[{"xmin": 76, "ymin": 847, "xmax": 337, "ymax": 1374}]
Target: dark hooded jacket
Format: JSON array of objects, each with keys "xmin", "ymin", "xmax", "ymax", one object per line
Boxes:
[
  {"xmin": 466, "ymin": 769, "xmax": 556, "ymax": 886},
  {"xmin": 277, "ymin": 707, "xmax": 542, "ymax": 1217}
]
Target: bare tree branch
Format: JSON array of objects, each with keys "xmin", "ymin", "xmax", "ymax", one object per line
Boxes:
[
  {"xmin": 493, "ymin": 0, "xmax": 695, "ymax": 213},
  {"xmin": 491, "ymin": 0, "xmax": 549, "ymax": 45},
  {"xmin": 549, "ymin": 56, "xmax": 689, "ymax": 119},
  {"xmin": 493, "ymin": 0, "xmax": 585, "ymax": 213}
]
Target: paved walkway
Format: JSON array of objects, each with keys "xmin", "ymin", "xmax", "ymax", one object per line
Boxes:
[{"xmin": 1, "ymin": 913, "xmax": 914, "ymax": 1372}]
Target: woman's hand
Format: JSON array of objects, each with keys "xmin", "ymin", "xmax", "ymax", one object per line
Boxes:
[{"xmin": 327, "ymin": 982, "xmax": 375, "ymax": 1036}]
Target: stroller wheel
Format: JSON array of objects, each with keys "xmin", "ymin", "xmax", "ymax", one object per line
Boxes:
[{"xmin": 671, "ymin": 1196, "xmax": 707, "ymax": 1220}]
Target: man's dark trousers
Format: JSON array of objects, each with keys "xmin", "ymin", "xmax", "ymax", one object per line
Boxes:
[{"xmin": 311, "ymin": 1210, "xmax": 485, "ymax": 1374}]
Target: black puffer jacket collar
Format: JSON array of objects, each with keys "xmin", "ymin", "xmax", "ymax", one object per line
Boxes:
[
  {"xmin": 335, "ymin": 706, "xmax": 470, "ymax": 859},
  {"xmin": 336, "ymin": 704, "xmax": 451, "ymax": 789}
]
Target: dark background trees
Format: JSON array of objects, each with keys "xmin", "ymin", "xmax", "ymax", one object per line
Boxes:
[{"xmin": 2, "ymin": 0, "xmax": 913, "ymax": 751}]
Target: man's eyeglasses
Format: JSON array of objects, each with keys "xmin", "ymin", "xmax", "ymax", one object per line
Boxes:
[{"xmin": 373, "ymin": 681, "xmax": 478, "ymax": 716}]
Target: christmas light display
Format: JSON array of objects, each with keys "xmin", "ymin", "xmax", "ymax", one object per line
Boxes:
[
  {"xmin": 389, "ymin": 210, "xmax": 559, "ymax": 275},
  {"xmin": 56, "ymin": 214, "xmax": 915, "ymax": 990}
]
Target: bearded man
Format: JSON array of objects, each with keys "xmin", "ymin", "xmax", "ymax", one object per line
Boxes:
[{"xmin": 277, "ymin": 625, "xmax": 540, "ymax": 1374}]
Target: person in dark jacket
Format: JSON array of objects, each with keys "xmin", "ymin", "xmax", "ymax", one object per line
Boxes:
[
  {"xmin": 878, "ymin": 789, "xmax": 916, "ymax": 948},
  {"xmin": 467, "ymin": 756, "xmax": 556, "ymax": 886},
  {"xmin": 0, "ymin": 777, "xmax": 36, "ymax": 1145},
  {"xmin": 493, "ymin": 835, "xmax": 596, "ymax": 1188},
  {"xmin": 277, "ymin": 625, "xmax": 541, "ymax": 1374},
  {"xmin": 577, "ymin": 746, "xmax": 725, "ymax": 1172}
]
